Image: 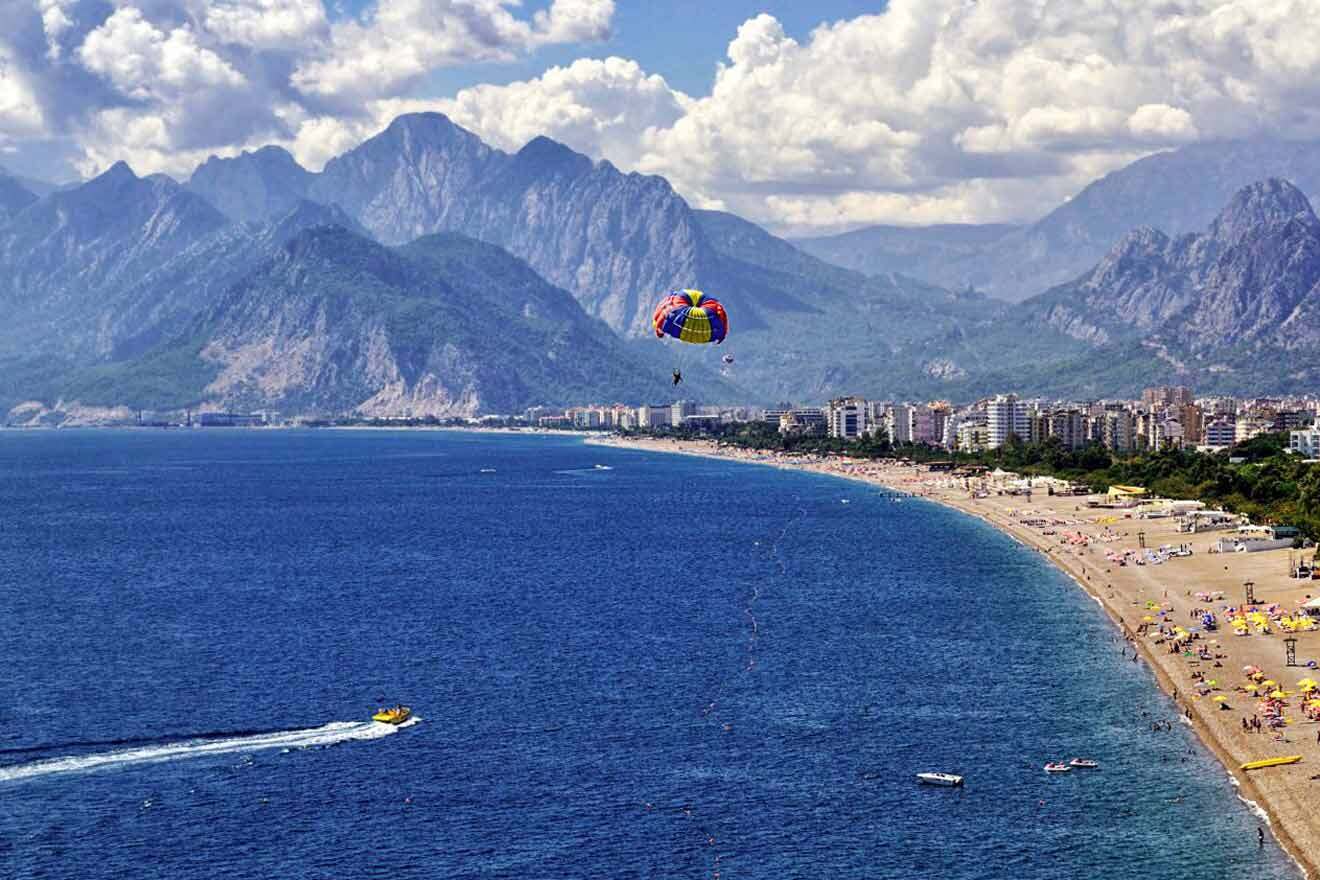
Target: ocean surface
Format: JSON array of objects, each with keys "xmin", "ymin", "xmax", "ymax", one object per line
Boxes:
[{"xmin": 0, "ymin": 429, "xmax": 1301, "ymax": 879}]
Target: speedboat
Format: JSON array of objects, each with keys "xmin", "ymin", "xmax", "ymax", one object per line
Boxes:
[
  {"xmin": 1069, "ymin": 758, "xmax": 1099, "ymax": 769},
  {"xmin": 916, "ymin": 772, "xmax": 964, "ymax": 786},
  {"xmin": 1044, "ymin": 762, "xmax": 1071, "ymax": 773},
  {"xmin": 372, "ymin": 705, "xmax": 412, "ymax": 725}
]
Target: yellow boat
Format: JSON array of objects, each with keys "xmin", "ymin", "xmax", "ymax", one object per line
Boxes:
[
  {"xmin": 372, "ymin": 705, "xmax": 412, "ymax": 725},
  {"xmin": 1240, "ymin": 755, "xmax": 1301, "ymax": 771}
]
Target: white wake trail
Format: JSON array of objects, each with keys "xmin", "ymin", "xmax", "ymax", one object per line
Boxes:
[{"xmin": 0, "ymin": 718, "xmax": 418, "ymax": 783}]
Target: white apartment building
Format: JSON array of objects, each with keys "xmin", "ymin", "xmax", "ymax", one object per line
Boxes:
[
  {"xmin": 1291, "ymin": 428, "xmax": 1320, "ymax": 457},
  {"xmin": 1235, "ymin": 417, "xmax": 1272, "ymax": 444},
  {"xmin": 886, "ymin": 403, "xmax": 912, "ymax": 444},
  {"xmin": 986, "ymin": 395, "xmax": 1032, "ymax": 449},
  {"xmin": 1203, "ymin": 419, "xmax": 1236, "ymax": 449},
  {"xmin": 826, "ymin": 397, "xmax": 869, "ymax": 440}
]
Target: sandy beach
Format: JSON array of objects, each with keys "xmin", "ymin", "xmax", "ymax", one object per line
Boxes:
[{"xmin": 590, "ymin": 434, "xmax": 1320, "ymax": 876}]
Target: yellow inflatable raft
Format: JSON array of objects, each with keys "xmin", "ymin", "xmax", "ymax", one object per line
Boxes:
[{"xmin": 1240, "ymin": 755, "xmax": 1301, "ymax": 771}]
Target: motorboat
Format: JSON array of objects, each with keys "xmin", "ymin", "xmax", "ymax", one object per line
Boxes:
[
  {"xmin": 1069, "ymin": 758, "xmax": 1099, "ymax": 769},
  {"xmin": 916, "ymin": 772, "xmax": 964, "ymax": 786},
  {"xmin": 1044, "ymin": 762, "xmax": 1071, "ymax": 773},
  {"xmin": 372, "ymin": 705, "xmax": 412, "ymax": 725}
]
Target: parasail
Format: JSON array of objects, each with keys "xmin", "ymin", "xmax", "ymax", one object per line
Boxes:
[
  {"xmin": 652, "ymin": 289, "xmax": 728, "ymax": 345},
  {"xmin": 721, "ymin": 354, "xmax": 735, "ymax": 365}
]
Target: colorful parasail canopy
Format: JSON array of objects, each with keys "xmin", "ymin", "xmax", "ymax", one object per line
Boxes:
[{"xmin": 653, "ymin": 289, "xmax": 728, "ymax": 344}]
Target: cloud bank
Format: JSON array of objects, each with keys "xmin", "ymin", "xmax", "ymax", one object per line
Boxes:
[{"xmin": 3, "ymin": 0, "xmax": 1320, "ymax": 232}]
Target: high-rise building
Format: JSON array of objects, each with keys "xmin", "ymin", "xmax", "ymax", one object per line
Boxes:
[
  {"xmin": 1044, "ymin": 409, "xmax": 1088, "ymax": 450},
  {"xmin": 908, "ymin": 405, "xmax": 937, "ymax": 445},
  {"xmin": 1101, "ymin": 410, "xmax": 1136, "ymax": 453},
  {"xmin": 1203, "ymin": 419, "xmax": 1236, "ymax": 449},
  {"xmin": 1179, "ymin": 404, "xmax": 1204, "ymax": 444},
  {"xmin": 1143, "ymin": 386, "xmax": 1194, "ymax": 408},
  {"xmin": 986, "ymin": 395, "xmax": 1031, "ymax": 449},
  {"xmin": 826, "ymin": 397, "xmax": 869, "ymax": 439},
  {"xmin": 887, "ymin": 403, "xmax": 912, "ymax": 444}
]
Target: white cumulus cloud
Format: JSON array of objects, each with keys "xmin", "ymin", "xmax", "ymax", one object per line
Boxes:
[
  {"xmin": 426, "ymin": 1, "xmax": 1320, "ymax": 232},
  {"xmin": 203, "ymin": 0, "xmax": 328, "ymax": 51},
  {"xmin": 291, "ymin": 0, "xmax": 614, "ymax": 103},
  {"xmin": 78, "ymin": 7, "xmax": 246, "ymax": 101}
]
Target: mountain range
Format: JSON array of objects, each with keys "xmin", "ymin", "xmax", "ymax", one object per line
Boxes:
[
  {"xmin": 2, "ymin": 116, "xmax": 1319, "ymax": 423},
  {"xmin": 796, "ymin": 139, "xmax": 1320, "ymax": 304}
]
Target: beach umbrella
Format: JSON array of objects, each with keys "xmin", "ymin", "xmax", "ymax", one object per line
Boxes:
[
  {"xmin": 1212, "ymin": 695, "xmax": 1228, "ymax": 702},
  {"xmin": 1297, "ymin": 678, "xmax": 1318, "ymax": 691},
  {"xmin": 1270, "ymin": 690, "xmax": 1288, "ymax": 699}
]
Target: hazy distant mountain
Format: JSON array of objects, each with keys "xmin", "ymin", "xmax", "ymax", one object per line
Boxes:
[
  {"xmin": 793, "ymin": 223, "xmax": 1019, "ymax": 282},
  {"xmin": 63, "ymin": 227, "xmax": 662, "ymax": 416},
  {"xmin": 1027, "ymin": 179, "xmax": 1320, "ymax": 348},
  {"xmin": 0, "ymin": 162, "xmax": 228, "ymax": 360},
  {"xmin": 0, "ymin": 168, "xmax": 37, "ymax": 221},
  {"xmin": 798, "ymin": 139, "xmax": 1320, "ymax": 303},
  {"xmin": 968, "ymin": 179, "xmax": 1320, "ymax": 395},
  {"xmin": 188, "ymin": 146, "xmax": 314, "ymax": 223}
]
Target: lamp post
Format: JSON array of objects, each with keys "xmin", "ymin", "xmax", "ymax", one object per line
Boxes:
[{"xmin": 1285, "ymin": 636, "xmax": 1298, "ymax": 668}]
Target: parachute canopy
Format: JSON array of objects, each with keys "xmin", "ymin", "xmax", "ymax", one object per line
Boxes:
[
  {"xmin": 721, "ymin": 354, "xmax": 735, "ymax": 365},
  {"xmin": 652, "ymin": 289, "xmax": 728, "ymax": 345}
]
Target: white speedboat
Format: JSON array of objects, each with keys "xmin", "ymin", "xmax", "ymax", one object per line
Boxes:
[
  {"xmin": 1044, "ymin": 762, "xmax": 1071, "ymax": 773},
  {"xmin": 1069, "ymin": 758, "xmax": 1098, "ymax": 769},
  {"xmin": 916, "ymin": 772, "xmax": 964, "ymax": 786}
]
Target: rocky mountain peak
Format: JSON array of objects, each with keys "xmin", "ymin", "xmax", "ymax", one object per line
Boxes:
[
  {"xmin": 1208, "ymin": 178, "xmax": 1318, "ymax": 248},
  {"xmin": 380, "ymin": 112, "xmax": 484, "ymax": 154},
  {"xmin": 514, "ymin": 135, "xmax": 593, "ymax": 176}
]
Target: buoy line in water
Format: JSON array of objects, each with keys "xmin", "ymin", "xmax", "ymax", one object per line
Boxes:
[
  {"xmin": 678, "ymin": 501, "xmax": 809, "ymax": 879},
  {"xmin": 0, "ymin": 718, "xmax": 418, "ymax": 783}
]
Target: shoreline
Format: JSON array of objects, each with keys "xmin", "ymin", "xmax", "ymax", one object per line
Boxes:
[{"xmin": 589, "ymin": 434, "xmax": 1319, "ymax": 878}]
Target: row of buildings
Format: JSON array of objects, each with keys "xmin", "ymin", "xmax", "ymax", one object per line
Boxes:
[
  {"xmin": 541, "ymin": 385, "xmax": 1320, "ymax": 456},
  {"xmin": 803, "ymin": 388, "xmax": 1320, "ymax": 454}
]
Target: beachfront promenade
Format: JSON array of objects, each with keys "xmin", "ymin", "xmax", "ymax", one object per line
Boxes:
[{"xmin": 591, "ymin": 435, "xmax": 1320, "ymax": 875}]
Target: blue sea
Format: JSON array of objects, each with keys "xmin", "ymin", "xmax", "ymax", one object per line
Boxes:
[{"xmin": 0, "ymin": 430, "xmax": 1301, "ymax": 879}]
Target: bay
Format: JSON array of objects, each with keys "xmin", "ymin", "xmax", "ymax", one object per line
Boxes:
[{"xmin": 0, "ymin": 430, "xmax": 1299, "ymax": 878}]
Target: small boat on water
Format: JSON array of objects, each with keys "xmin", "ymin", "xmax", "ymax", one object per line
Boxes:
[
  {"xmin": 916, "ymin": 772, "xmax": 963, "ymax": 786},
  {"xmin": 1241, "ymin": 755, "xmax": 1302, "ymax": 771},
  {"xmin": 373, "ymin": 705, "xmax": 412, "ymax": 725},
  {"xmin": 1069, "ymin": 758, "xmax": 1099, "ymax": 769},
  {"xmin": 479, "ymin": 468, "xmax": 497, "ymax": 474},
  {"xmin": 1044, "ymin": 762, "xmax": 1071, "ymax": 773}
]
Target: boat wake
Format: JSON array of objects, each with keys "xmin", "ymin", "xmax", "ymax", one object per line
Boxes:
[{"xmin": 0, "ymin": 718, "xmax": 418, "ymax": 783}]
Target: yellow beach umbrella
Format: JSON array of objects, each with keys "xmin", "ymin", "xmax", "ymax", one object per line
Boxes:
[
  {"xmin": 1297, "ymin": 678, "xmax": 1318, "ymax": 691},
  {"xmin": 1212, "ymin": 695, "xmax": 1228, "ymax": 702},
  {"xmin": 1270, "ymin": 690, "xmax": 1289, "ymax": 699}
]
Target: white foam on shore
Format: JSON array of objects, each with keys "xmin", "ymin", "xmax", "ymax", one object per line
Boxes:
[{"xmin": 0, "ymin": 718, "xmax": 418, "ymax": 783}]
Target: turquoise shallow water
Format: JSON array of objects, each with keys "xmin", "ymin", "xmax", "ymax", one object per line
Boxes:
[{"xmin": 0, "ymin": 429, "xmax": 1302, "ymax": 879}]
